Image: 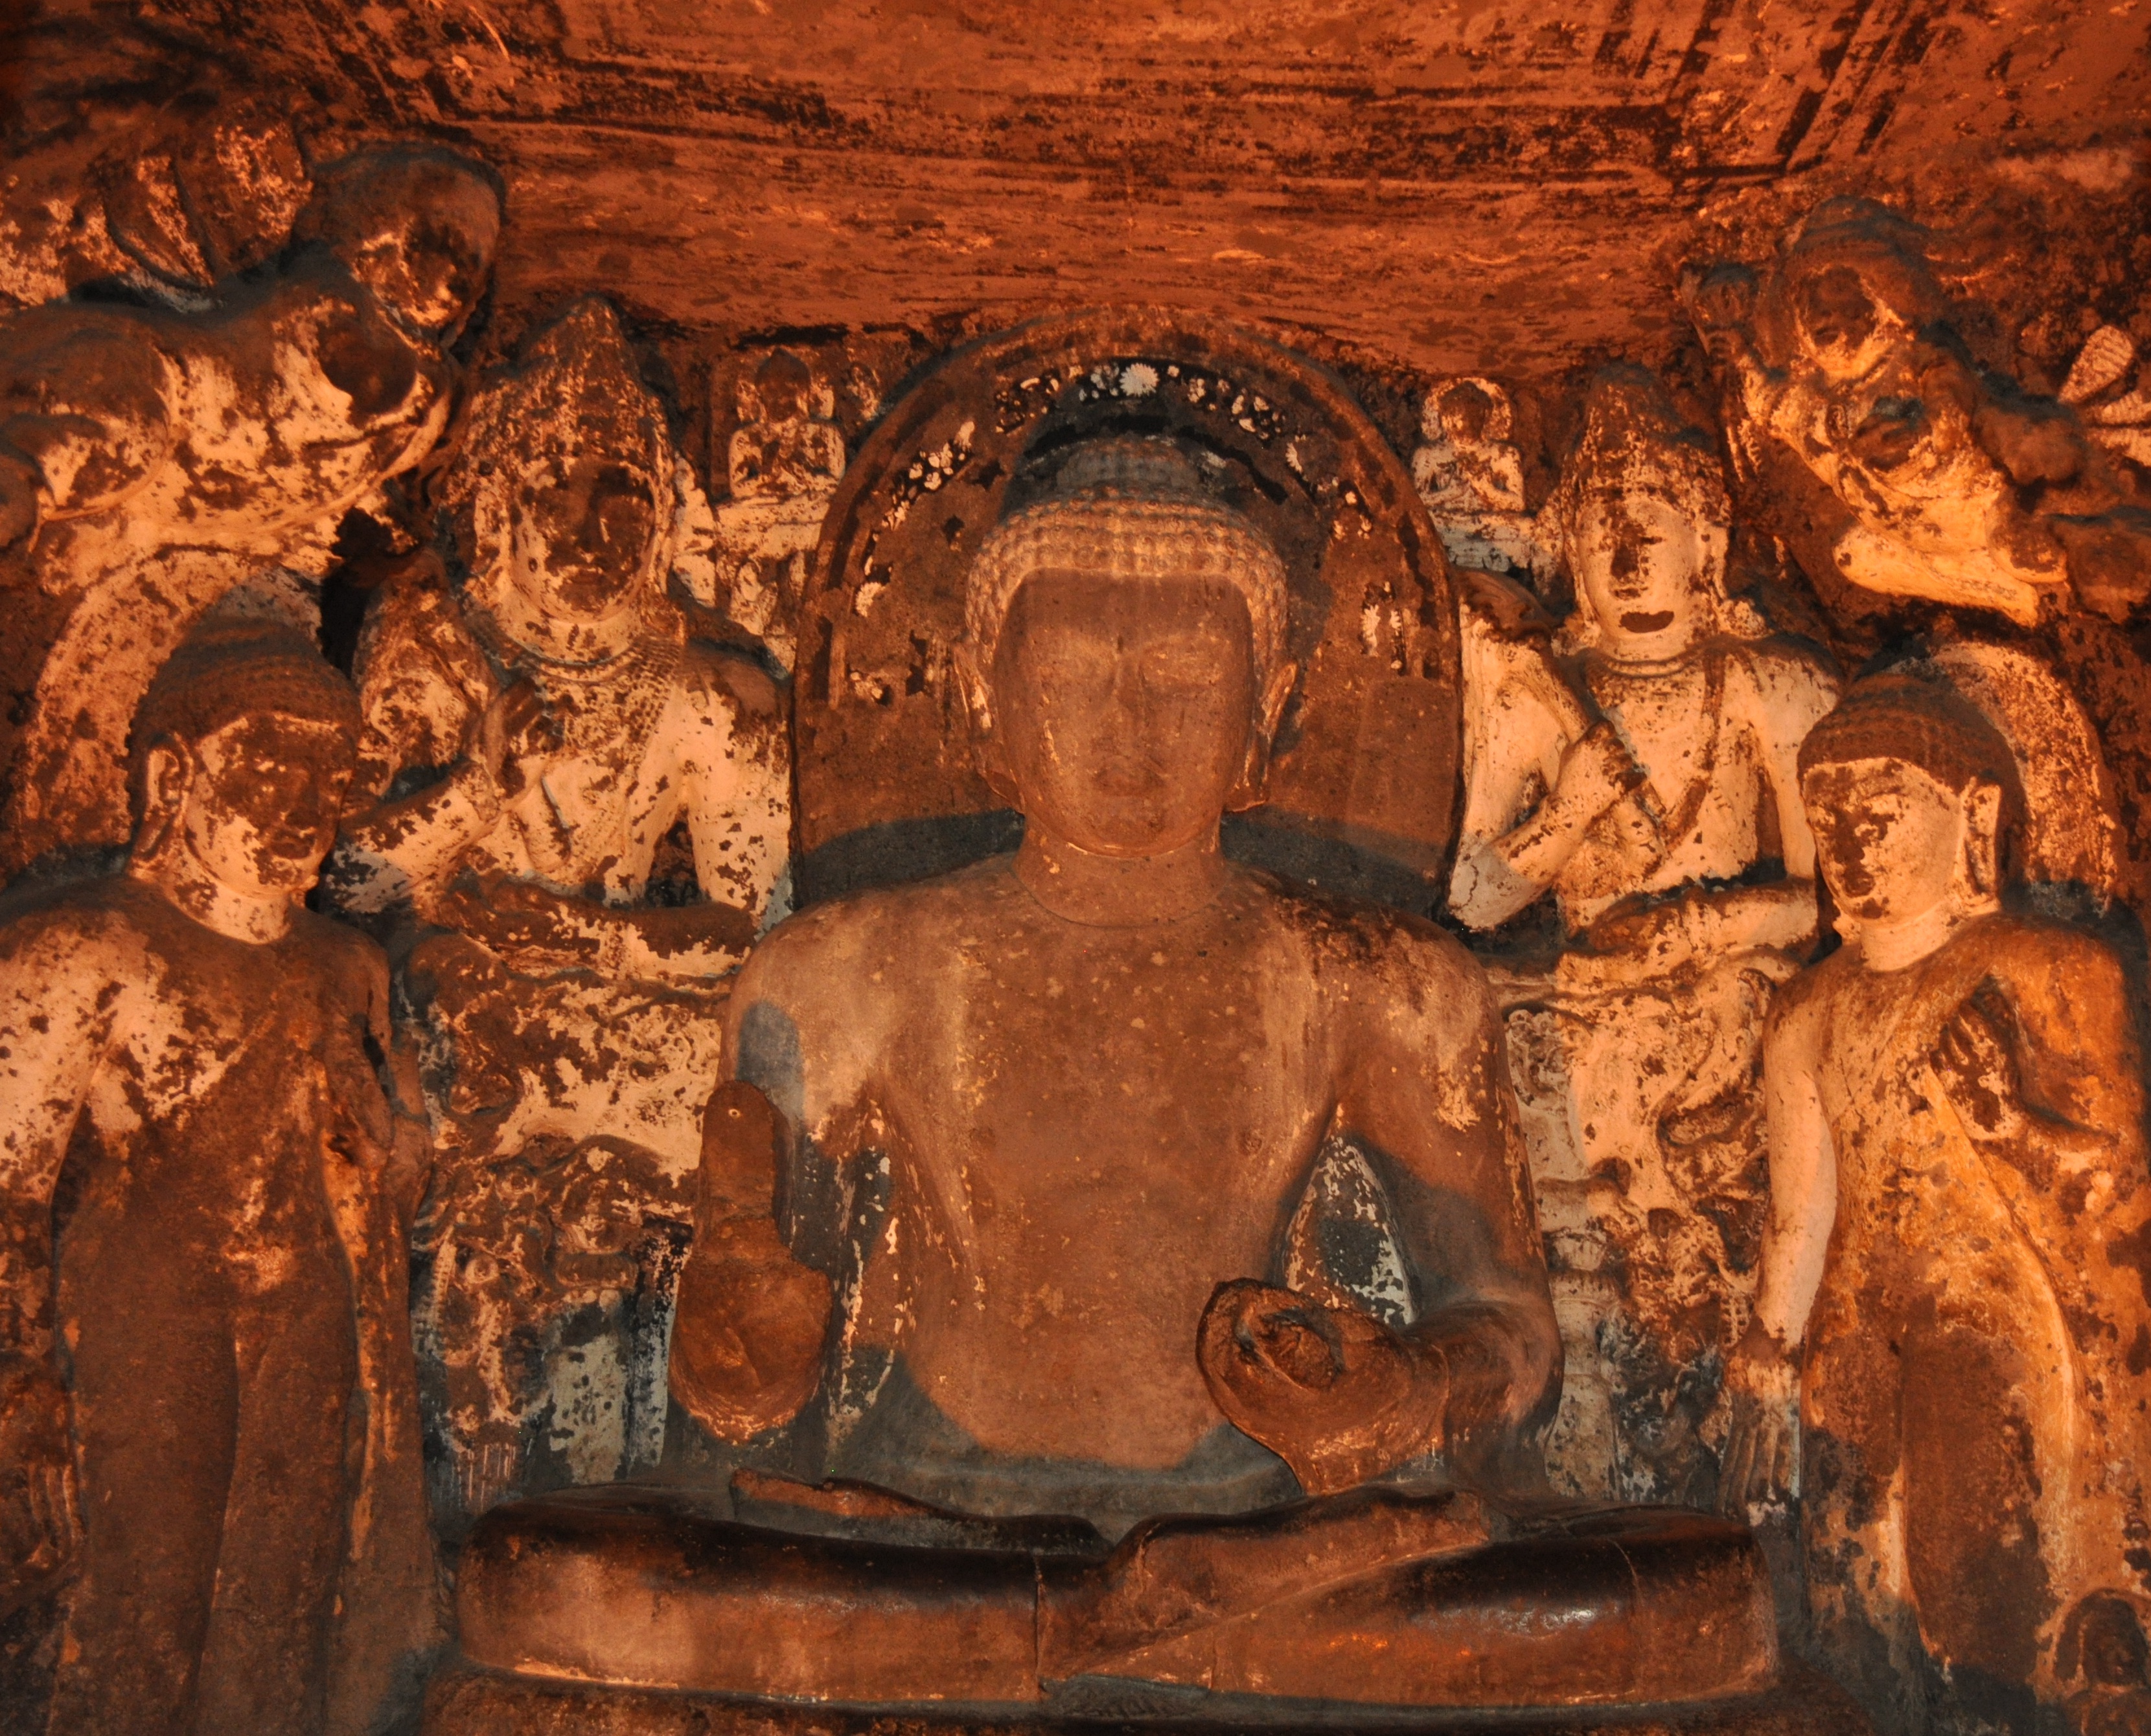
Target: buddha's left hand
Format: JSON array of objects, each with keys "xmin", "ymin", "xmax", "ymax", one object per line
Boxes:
[
  {"xmin": 1198, "ymin": 1279, "xmax": 1448, "ymax": 1497},
  {"xmin": 1933, "ymin": 982, "xmax": 2113, "ymax": 1171}
]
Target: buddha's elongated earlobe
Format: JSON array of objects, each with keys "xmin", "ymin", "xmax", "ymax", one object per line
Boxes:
[
  {"xmin": 131, "ymin": 738, "xmax": 193, "ymax": 869},
  {"xmin": 1958, "ymin": 780, "xmax": 2005, "ymax": 906},
  {"xmin": 1228, "ymin": 661, "xmax": 1298, "ymax": 813},
  {"xmin": 954, "ymin": 645, "xmax": 1018, "ymax": 805}
]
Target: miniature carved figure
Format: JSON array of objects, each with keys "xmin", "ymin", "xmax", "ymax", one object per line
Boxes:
[
  {"xmin": 0, "ymin": 144, "xmax": 501, "ymax": 873},
  {"xmin": 713, "ymin": 348, "xmax": 847, "ymax": 669},
  {"xmin": 1725, "ymin": 674, "xmax": 2151, "ymax": 1736},
  {"xmin": 329, "ymin": 297, "xmax": 789, "ymax": 1518},
  {"xmin": 0, "ymin": 611, "xmax": 435, "ymax": 1736},
  {"xmin": 1459, "ymin": 368, "xmax": 1838, "ymax": 1504},
  {"xmin": 432, "ymin": 435, "xmax": 1807, "ymax": 1731},
  {"xmin": 1685, "ymin": 198, "xmax": 2151, "ymax": 625},
  {"xmin": 1410, "ymin": 376, "xmax": 1545, "ymax": 577}
]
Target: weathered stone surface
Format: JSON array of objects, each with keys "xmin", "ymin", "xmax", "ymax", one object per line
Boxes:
[
  {"xmin": 0, "ymin": 142, "xmax": 500, "ymax": 874},
  {"xmin": 3, "ymin": 8, "xmax": 2150, "ymax": 1736},
  {"xmin": 0, "ymin": 611, "xmax": 437, "ymax": 1735},
  {"xmin": 328, "ymin": 295, "xmax": 790, "ymax": 1527},
  {"xmin": 792, "ymin": 310, "xmax": 1462, "ymax": 910},
  {"xmin": 1724, "ymin": 672, "xmax": 2151, "ymax": 1736}
]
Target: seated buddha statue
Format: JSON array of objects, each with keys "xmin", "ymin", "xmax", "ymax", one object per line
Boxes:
[{"xmin": 433, "ymin": 437, "xmax": 1808, "ymax": 1730}]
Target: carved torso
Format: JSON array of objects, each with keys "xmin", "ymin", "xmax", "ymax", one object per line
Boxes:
[
  {"xmin": 0, "ymin": 876, "xmax": 387, "ymax": 1331},
  {"xmin": 1562, "ymin": 637, "xmax": 1835, "ymax": 926},
  {"xmin": 350, "ymin": 580, "xmax": 783, "ymax": 915},
  {"xmin": 729, "ymin": 859, "xmax": 1501, "ymax": 1519}
]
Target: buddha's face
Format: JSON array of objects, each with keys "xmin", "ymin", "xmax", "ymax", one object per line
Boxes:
[
  {"xmin": 990, "ymin": 571, "xmax": 1260, "ymax": 858},
  {"xmin": 510, "ymin": 455, "xmax": 661, "ymax": 622},
  {"xmin": 1802, "ymin": 755, "xmax": 1975, "ymax": 928},
  {"xmin": 181, "ymin": 713, "xmax": 355, "ymax": 898},
  {"xmin": 1436, "ymin": 383, "xmax": 1492, "ymax": 444},
  {"xmin": 1572, "ymin": 490, "xmax": 1716, "ymax": 652}
]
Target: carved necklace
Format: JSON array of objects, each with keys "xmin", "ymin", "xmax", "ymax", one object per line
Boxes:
[
  {"xmin": 1587, "ymin": 645, "xmax": 1727, "ymax": 852},
  {"xmin": 465, "ymin": 594, "xmax": 685, "ymax": 876}
]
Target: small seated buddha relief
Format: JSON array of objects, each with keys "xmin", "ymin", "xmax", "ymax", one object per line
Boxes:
[{"xmin": 422, "ymin": 434, "xmax": 1841, "ymax": 1736}]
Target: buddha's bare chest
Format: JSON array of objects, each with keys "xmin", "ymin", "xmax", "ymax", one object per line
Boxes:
[{"xmin": 885, "ymin": 924, "xmax": 1324, "ymax": 1240}]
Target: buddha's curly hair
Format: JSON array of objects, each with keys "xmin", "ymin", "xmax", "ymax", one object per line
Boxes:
[
  {"xmin": 963, "ymin": 435, "xmax": 1289, "ymax": 690},
  {"xmin": 1798, "ymin": 672, "xmax": 2025, "ymax": 874},
  {"xmin": 127, "ymin": 610, "xmax": 359, "ymax": 827}
]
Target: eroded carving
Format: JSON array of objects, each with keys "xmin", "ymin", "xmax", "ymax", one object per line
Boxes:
[
  {"xmin": 1685, "ymin": 198, "xmax": 2151, "ymax": 626},
  {"xmin": 0, "ymin": 145, "xmax": 500, "ymax": 874},
  {"xmin": 424, "ymin": 432, "xmax": 1831, "ymax": 1736},
  {"xmin": 713, "ymin": 348, "xmax": 847, "ymax": 671},
  {"xmin": 329, "ymin": 297, "xmax": 790, "ymax": 1520},
  {"xmin": 1458, "ymin": 367, "xmax": 1839, "ymax": 1505},
  {"xmin": 1410, "ymin": 375, "xmax": 1546, "ymax": 578},
  {"xmin": 0, "ymin": 611, "xmax": 435, "ymax": 1736},
  {"xmin": 1725, "ymin": 673, "xmax": 2151, "ymax": 1736}
]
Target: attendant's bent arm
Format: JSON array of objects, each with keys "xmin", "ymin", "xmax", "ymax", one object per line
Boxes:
[
  {"xmin": 1451, "ymin": 723, "xmax": 1632, "ymax": 931},
  {"xmin": 1755, "ymin": 1014, "xmax": 1836, "ymax": 1353},
  {"xmin": 1685, "ymin": 879, "xmax": 1820, "ymax": 957},
  {"xmin": 1343, "ymin": 952, "xmax": 1563, "ymax": 1461},
  {"xmin": 1749, "ymin": 652, "xmax": 1840, "ymax": 887},
  {"xmin": 682, "ymin": 692, "xmax": 792, "ymax": 935},
  {"xmin": 0, "ymin": 920, "xmax": 121, "ymax": 1359},
  {"xmin": 330, "ymin": 761, "xmax": 501, "ymax": 913}
]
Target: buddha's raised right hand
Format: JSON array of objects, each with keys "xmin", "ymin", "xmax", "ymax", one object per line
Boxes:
[
  {"xmin": 1197, "ymin": 1279, "xmax": 1448, "ymax": 1497},
  {"xmin": 668, "ymin": 1082, "xmax": 835, "ymax": 1443}
]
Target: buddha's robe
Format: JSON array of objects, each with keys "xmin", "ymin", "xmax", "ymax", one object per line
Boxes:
[
  {"xmin": 1769, "ymin": 913, "xmax": 2151, "ymax": 1723},
  {"xmin": 0, "ymin": 875, "xmax": 434, "ymax": 1736}
]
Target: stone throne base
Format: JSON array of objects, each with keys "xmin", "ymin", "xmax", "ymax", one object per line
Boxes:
[
  {"xmin": 426, "ymin": 1665, "xmax": 1867, "ymax": 1736},
  {"xmin": 421, "ymin": 1483, "xmax": 1870, "ymax": 1736}
]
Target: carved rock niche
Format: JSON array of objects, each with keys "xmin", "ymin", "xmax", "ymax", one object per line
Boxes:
[
  {"xmin": 5, "ymin": 12, "xmax": 2151, "ymax": 1736},
  {"xmin": 791, "ymin": 308, "xmax": 1464, "ymax": 912}
]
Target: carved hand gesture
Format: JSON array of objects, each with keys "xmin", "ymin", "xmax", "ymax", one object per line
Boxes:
[
  {"xmin": 1198, "ymin": 1279, "xmax": 1447, "ymax": 1496},
  {"xmin": 0, "ymin": 1354, "xmax": 76, "ymax": 1611},
  {"xmin": 1718, "ymin": 1321, "xmax": 1797, "ymax": 1518},
  {"xmin": 1932, "ymin": 981, "xmax": 2115, "ymax": 1169},
  {"xmin": 1848, "ymin": 396, "xmax": 1928, "ymax": 471},
  {"xmin": 1932, "ymin": 983, "xmax": 2030, "ymax": 1143},
  {"xmin": 470, "ymin": 678, "xmax": 559, "ymax": 801},
  {"xmin": 1552, "ymin": 722, "xmax": 1646, "ymax": 827},
  {"xmin": 669, "ymin": 1082, "xmax": 834, "ymax": 1444}
]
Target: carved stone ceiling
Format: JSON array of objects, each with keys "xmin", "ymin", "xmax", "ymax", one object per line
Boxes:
[{"xmin": 14, "ymin": 0, "xmax": 2150, "ymax": 369}]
